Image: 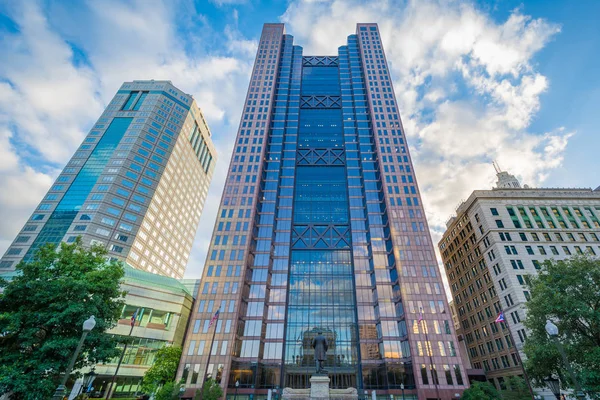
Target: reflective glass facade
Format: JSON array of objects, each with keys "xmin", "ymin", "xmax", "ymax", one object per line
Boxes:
[
  {"xmin": 179, "ymin": 24, "xmax": 467, "ymax": 399},
  {"xmin": 1, "ymin": 81, "xmax": 216, "ymax": 279},
  {"xmin": 23, "ymin": 117, "xmax": 133, "ymax": 261}
]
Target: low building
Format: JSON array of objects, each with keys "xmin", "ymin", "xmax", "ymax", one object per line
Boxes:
[
  {"xmin": 439, "ymin": 170, "xmax": 600, "ymax": 396},
  {"xmin": 88, "ymin": 265, "xmax": 195, "ymax": 398}
]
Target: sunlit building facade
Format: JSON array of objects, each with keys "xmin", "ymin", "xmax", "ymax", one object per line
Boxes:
[
  {"xmin": 0, "ymin": 80, "xmax": 216, "ymax": 279},
  {"xmin": 178, "ymin": 23, "xmax": 467, "ymax": 399},
  {"xmin": 439, "ymin": 171, "xmax": 600, "ymax": 394},
  {"xmin": 89, "ymin": 265, "xmax": 195, "ymax": 398}
]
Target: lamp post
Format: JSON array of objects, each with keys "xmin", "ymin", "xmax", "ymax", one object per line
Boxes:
[
  {"xmin": 399, "ymin": 384, "xmax": 405, "ymax": 400},
  {"xmin": 234, "ymin": 380, "xmax": 240, "ymax": 400},
  {"xmin": 80, "ymin": 367, "xmax": 97, "ymax": 395},
  {"xmin": 52, "ymin": 316, "xmax": 97, "ymax": 400},
  {"xmin": 544, "ymin": 377, "xmax": 560, "ymax": 400},
  {"xmin": 545, "ymin": 320, "xmax": 585, "ymax": 400}
]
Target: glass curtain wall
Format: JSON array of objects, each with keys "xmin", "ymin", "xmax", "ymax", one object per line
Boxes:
[
  {"xmin": 283, "ymin": 56, "xmax": 360, "ymax": 390},
  {"xmin": 24, "ymin": 117, "xmax": 133, "ymax": 261},
  {"xmin": 339, "ymin": 36, "xmax": 416, "ymax": 391}
]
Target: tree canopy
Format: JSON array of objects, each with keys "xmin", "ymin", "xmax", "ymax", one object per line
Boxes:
[
  {"xmin": 0, "ymin": 239, "xmax": 125, "ymax": 399},
  {"xmin": 201, "ymin": 378, "xmax": 223, "ymax": 400},
  {"xmin": 461, "ymin": 381, "xmax": 501, "ymax": 400},
  {"xmin": 523, "ymin": 256, "xmax": 600, "ymax": 397},
  {"xmin": 501, "ymin": 376, "xmax": 534, "ymax": 400},
  {"xmin": 141, "ymin": 346, "xmax": 182, "ymax": 394}
]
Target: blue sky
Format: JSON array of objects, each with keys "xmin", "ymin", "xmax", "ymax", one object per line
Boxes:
[{"xmin": 0, "ymin": 0, "xmax": 598, "ymax": 279}]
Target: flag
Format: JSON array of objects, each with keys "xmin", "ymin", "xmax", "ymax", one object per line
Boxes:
[
  {"xmin": 131, "ymin": 308, "xmax": 139, "ymax": 327},
  {"xmin": 209, "ymin": 308, "xmax": 220, "ymax": 327},
  {"xmin": 495, "ymin": 312, "xmax": 505, "ymax": 323},
  {"xmin": 418, "ymin": 308, "xmax": 424, "ymax": 323}
]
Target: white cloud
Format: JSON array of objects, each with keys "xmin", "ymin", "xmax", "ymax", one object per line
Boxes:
[
  {"xmin": 0, "ymin": 0, "xmax": 254, "ymax": 276},
  {"xmin": 281, "ymin": 0, "xmax": 569, "ymax": 286},
  {"xmin": 0, "ymin": 0, "xmax": 571, "ymax": 291}
]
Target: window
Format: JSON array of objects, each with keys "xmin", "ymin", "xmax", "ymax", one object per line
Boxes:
[
  {"xmin": 495, "ymin": 220, "xmax": 504, "ymax": 228},
  {"xmin": 519, "ymin": 233, "xmax": 527, "ymax": 241},
  {"xmin": 122, "ymin": 91, "xmax": 139, "ymax": 110},
  {"xmin": 15, "ymin": 236, "xmax": 30, "ymax": 244},
  {"xmin": 525, "ymin": 246, "xmax": 534, "ymax": 255},
  {"xmin": 491, "ymin": 208, "xmax": 499, "ymax": 216},
  {"xmin": 421, "ymin": 364, "xmax": 429, "ymax": 384},
  {"xmin": 538, "ymin": 246, "xmax": 547, "ymax": 255}
]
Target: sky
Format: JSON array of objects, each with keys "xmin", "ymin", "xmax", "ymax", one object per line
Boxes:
[{"xmin": 0, "ymin": 0, "xmax": 599, "ymax": 282}]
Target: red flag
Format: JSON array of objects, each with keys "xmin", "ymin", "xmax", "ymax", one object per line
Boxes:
[
  {"xmin": 131, "ymin": 308, "xmax": 139, "ymax": 327},
  {"xmin": 495, "ymin": 312, "xmax": 505, "ymax": 323},
  {"xmin": 209, "ymin": 308, "xmax": 220, "ymax": 327}
]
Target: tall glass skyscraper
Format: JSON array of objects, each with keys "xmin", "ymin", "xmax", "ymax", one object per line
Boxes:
[
  {"xmin": 0, "ymin": 80, "xmax": 216, "ymax": 279},
  {"xmin": 178, "ymin": 24, "xmax": 467, "ymax": 399}
]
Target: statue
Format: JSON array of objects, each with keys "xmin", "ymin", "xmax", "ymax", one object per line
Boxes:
[{"xmin": 311, "ymin": 331, "xmax": 328, "ymax": 374}]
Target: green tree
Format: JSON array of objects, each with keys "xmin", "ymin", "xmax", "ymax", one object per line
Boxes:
[
  {"xmin": 501, "ymin": 376, "xmax": 533, "ymax": 400},
  {"xmin": 201, "ymin": 378, "xmax": 223, "ymax": 400},
  {"xmin": 461, "ymin": 381, "xmax": 501, "ymax": 400},
  {"xmin": 155, "ymin": 381, "xmax": 182, "ymax": 400},
  {"xmin": 523, "ymin": 256, "xmax": 600, "ymax": 397},
  {"xmin": 0, "ymin": 239, "xmax": 125, "ymax": 399},
  {"xmin": 141, "ymin": 346, "xmax": 182, "ymax": 394}
]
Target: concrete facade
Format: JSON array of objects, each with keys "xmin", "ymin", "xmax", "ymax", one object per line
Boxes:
[
  {"xmin": 439, "ymin": 172, "xmax": 600, "ymax": 395},
  {"xmin": 0, "ymin": 80, "xmax": 216, "ymax": 279}
]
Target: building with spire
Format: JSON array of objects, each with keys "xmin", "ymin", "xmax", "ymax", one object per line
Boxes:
[
  {"xmin": 439, "ymin": 167, "xmax": 600, "ymax": 395},
  {"xmin": 177, "ymin": 23, "xmax": 467, "ymax": 400}
]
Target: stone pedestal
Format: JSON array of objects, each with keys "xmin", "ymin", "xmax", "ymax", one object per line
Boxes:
[
  {"xmin": 281, "ymin": 375, "xmax": 358, "ymax": 400},
  {"xmin": 310, "ymin": 375, "xmax": 330, "ymax": 399}
]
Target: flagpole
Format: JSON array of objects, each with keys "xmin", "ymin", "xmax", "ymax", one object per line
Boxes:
[
  {"xmin": 199, "ymin": 308, "xmax": 220, "ymax": 400},
  {"xmin": 420, "ymin": 309, "xmax": 440, "ymax": 400},
  {"xmin": 498, "ymin": 310, "xmax": 535, "ymax": 399},
  {"xmin": 105, "ymin": 308, "xmax": 139, "ymax": 399}
]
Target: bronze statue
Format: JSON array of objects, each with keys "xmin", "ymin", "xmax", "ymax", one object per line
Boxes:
[{"xmin": 311, "ymin": 331, "xmax": 328, "ymax": 374}]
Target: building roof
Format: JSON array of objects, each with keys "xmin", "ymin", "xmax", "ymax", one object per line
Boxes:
[
  {"xmin": 123, "ymin": 264, "xmax": 192, "ymax": 296},
  {"xmin": 444, "ymin": 186, "xmax": 600, "ymax": 230},
  {"xmin": 1, "ymin": 263, "xmax": 192, "ymax": 297}
]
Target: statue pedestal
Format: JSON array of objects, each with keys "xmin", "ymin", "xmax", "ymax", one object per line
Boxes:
[
  {"xmin": 281, "ymin": 376, "xmax": 357, "ymax": 400},
  {"xmin": 310, "ymin": 375, "xmax": 330, "ymax": 399}
]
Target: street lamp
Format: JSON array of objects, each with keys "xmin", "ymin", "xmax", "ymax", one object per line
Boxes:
[
  {"xmin": 399, "ymin": 384, "xmax": 405, "ymax": 400},
  {"xmin": 544, "ymin": 377, "xmax": 560, "ymax": 400},
  {"xmin": 234, "ymin": 380, "xmax": 240, "ymax": 400},
  {"xmin": 83, "ymin": 368, "xmax": 97, "ymax": 394},
  {"xmin": 545, "ymin": 320, "xmax": 585, "ymax": 399},
  {"xmin": 52, "ymin": 316, "xmax": 97, "ymax": 400}
]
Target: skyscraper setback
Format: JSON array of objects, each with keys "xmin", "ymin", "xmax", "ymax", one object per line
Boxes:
[
  {"xmin": 0, "ymin": 80, "xmax": 216, "ymax": 279},
  {"xmin": 178, "ymin": 23, "xmax": 467, "ymax": 399}
]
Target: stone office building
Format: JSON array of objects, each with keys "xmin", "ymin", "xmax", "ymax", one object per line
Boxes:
[{"xmin": 439, "ymin": 169, "xmax": 600, "ymax": 393}]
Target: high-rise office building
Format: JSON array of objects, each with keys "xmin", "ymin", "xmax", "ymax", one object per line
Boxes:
[
  {"xmin": 439, "ymin": 169, "xmax": 600, "ymax": 393},
  {"xmin": 178, "ymin": 24, "xmax": 467, "ymax": 399},
  {"xmin": 0, "ymin": 80, "xmax": 216, "ymax": 279}
]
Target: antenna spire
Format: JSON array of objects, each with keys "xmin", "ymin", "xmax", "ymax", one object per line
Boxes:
[{"xmin": 492, "ymin": 160, "xmax": 502, "ymax": 174}]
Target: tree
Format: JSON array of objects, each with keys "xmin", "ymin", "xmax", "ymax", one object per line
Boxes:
[
  {"xmin": 141, "ymin": 346, "xmax": 182, "ymax": 394},
  {"xmin": 461, "ymin": 381, "xmax": 501, "ymax": 400},
  {"xmin": 201, "ymin": 378, "xmax": 223, "ymax": 400},
  {"xmin": 523, "ymin": 256, "xmax": 600, "ymax": 397},
  {"xmin": 155, "ymin": 381, "xmax": 182, "ymax": 400},
  {"xmin": 501, "ymin": 376, "xmax": 533, "ymax": 400},
  {"xmin": 0, "ymin": 239, "xmax": 125, "ymax": 399}
]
